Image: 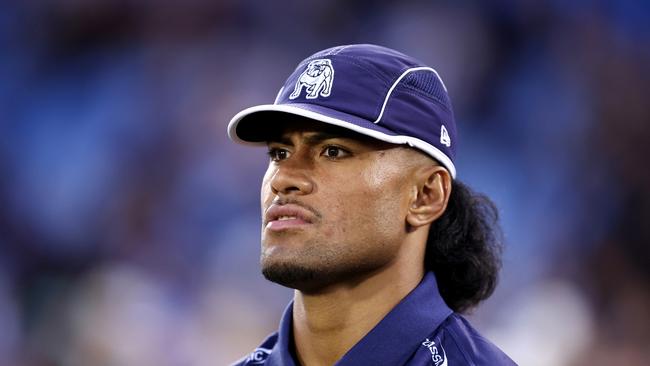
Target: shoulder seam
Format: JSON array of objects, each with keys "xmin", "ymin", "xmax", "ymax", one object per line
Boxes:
[{"xmin": 443, "ymin": 315, "xmax": 477, "ymax": 366}]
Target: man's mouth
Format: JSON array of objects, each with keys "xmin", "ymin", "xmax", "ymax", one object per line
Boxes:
[
  {"xmin": 264, "ymin": 203, "xmax": 318, "ymax": 231},
  {"xmin": 277, "ymin": 215, "xmax": 297, "ymax": 221}
]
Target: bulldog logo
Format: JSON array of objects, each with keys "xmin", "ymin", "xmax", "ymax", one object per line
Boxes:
[{"xmin": 289, "ymin": 59, "xmax": 334, "ymax": 100}]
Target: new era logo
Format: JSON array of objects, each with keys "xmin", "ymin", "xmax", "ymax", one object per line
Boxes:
[{"xmin": 440, "ymin": 125, "xmax": 451, "ymax": 147}]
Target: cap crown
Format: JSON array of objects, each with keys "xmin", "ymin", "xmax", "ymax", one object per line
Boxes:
[
  {"xmin": 228, "ymin": 44, "xmax": 458, "ymax": 177},
  {"xmin": 276, "ymin": 44, "xmax": 457, "ymax": 163}
]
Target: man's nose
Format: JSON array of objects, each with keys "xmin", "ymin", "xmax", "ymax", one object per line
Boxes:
[{"xmin": 269, "ymin": 156, "xmax": 314, "ymax": 196}]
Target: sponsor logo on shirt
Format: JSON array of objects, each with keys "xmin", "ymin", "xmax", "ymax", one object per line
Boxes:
[
  {"xmin": 422, "ymin": 338, "xmax": 448, "ymax": 366},
  {"xmin": 246, "ymin": 347, "xmax": 272, "ymax": 364}
]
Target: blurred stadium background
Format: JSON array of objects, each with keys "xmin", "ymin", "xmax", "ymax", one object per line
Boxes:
[{"xmin": 1, "ymin": 0, "xmax": 649, "ymax": 365}]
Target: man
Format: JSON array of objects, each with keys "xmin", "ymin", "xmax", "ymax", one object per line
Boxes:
[{"xmin": 227, "ymin": 44, "xmax": 516, "ymax": 365}]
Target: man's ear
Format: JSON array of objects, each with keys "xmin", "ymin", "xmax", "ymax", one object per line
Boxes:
[{"xmin": 406, "ymin": 165, "xmax": 452, "ymax": 229}]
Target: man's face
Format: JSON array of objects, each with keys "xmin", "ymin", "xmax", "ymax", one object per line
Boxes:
[{"xmin": 259, "ymin": 119, "xmax": 419, "ymax": 293}]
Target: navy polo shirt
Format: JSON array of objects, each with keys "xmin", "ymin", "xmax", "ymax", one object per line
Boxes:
[{"xmin": 232, "ymin": 272, "xmax": 517, "ymax": 365}]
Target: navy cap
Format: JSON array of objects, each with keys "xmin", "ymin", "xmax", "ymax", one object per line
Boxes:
[{"xmin": 228, "ymin": 44, "xmax": 458, "ymax": 178}]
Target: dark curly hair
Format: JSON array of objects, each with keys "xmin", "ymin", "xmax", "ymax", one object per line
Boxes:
[{"xmin": 426, "ymin": 180, "xmax": 503, "ymax": 314}]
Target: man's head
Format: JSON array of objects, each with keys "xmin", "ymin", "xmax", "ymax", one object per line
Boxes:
[
  {"xmin": 228, "ymin": 44, "xmax": 502, "ymax": 311},
  {"xmin": 257, "ymin": 117, "xmax": 451, "ymax": 293}
]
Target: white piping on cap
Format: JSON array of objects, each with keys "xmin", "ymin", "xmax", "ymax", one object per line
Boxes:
[
  {"xmin": 227, "ymin": 104, "xmax": 457, "ymax": 178},
  {"xmin": 273, "ymin": 87, "xmax": 284, "ymax": 104},
  {"xmin": 373, "ymin": 66, "xmax": 447, "ymax": 124}
]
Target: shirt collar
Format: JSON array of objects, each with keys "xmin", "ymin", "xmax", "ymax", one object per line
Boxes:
[
  {"xmin": 269, "ymin": 272, "xmax": 452, "ymax": 366},
  {"xmin": 337, "ymin": 272, "xmax": 452, "ymax": 365},
  {"xmin": 266, "ymin": 301, "xmax": 297, "ymax": 366}
]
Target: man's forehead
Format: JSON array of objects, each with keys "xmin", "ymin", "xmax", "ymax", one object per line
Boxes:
[{"xmin": 265, "ymin": 117, "xmax": 386, "ymax": 145}]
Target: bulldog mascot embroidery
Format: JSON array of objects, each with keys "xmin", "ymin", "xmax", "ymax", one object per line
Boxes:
[{"xmin": 289, "ymin": 59, "xmax": 334, "ymax": 100}]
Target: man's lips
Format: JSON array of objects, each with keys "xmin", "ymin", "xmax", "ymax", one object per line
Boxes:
[{"xmin": 264, "ymin": 203, "xmax": 317, "ymax": 231}]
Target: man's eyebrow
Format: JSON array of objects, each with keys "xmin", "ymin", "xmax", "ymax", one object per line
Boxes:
[
  {"xmin": 267, "ymin": 135, "xmax": 293, "ymax": 146},
  {"xmin": 303, "ymin": 132, "xmax": 347, "ymax": 145},
  {"xmin": 268, "ymin": 131, "xmax": 352, "ymax": 146}
]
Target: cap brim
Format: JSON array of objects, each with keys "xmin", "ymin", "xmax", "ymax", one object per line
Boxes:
[{"xmin": 227, "ymin": 103, "xmax": 456, "ymax": 178}]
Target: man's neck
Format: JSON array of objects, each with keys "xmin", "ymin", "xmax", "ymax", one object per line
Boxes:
[{"xmin": 291, "ymin": 263, "xmax": 425, "ymax": 366}]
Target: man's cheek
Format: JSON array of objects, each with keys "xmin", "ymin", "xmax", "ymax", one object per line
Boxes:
[
  {"xmin": 260, "ymin": 168, "xmax": 275, "ymax": 203},
  {"xmin": 320, "ymin": 205, "xmax": 349, "ymax": 237},
  {"xmin": 260, "ymin": 183, "xmax": 272, "ymax": 203}
]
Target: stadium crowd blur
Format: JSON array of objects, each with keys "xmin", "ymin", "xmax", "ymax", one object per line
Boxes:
[{"xmin": 1, "ymin": 0, "xmax": 648, "ymax": 365}]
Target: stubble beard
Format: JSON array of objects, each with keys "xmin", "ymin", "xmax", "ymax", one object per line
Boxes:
[
  {"xmin": 261, "ymin": 260, "xmax": 322, "ymax": 291},
  {"xmin": 260, "ymin": 237, "xmax": 393, "ymax": 293}
]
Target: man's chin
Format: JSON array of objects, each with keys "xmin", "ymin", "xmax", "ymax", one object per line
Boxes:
[{"xmin": 261, "ymin": 262, "xmax": 332, "ymax": 292}]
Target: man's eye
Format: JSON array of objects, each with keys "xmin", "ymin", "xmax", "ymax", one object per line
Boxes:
[
  {"xmin": 267, "ymin": 148, "xmax": 290, "ymax": 161},
  {"xmin": 322, "ymin": 146, "xmax": 349, "ymax": 159}
]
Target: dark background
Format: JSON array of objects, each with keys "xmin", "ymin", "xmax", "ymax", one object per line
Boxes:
[{"xmin": 1, "ymin": 0, "xmax": 649, "ymax": 365}]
